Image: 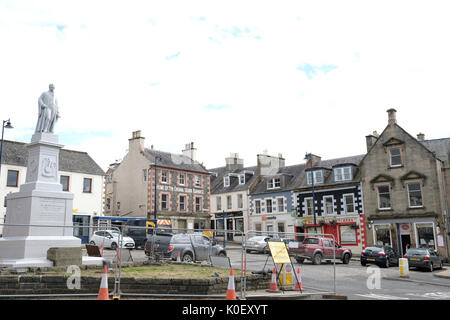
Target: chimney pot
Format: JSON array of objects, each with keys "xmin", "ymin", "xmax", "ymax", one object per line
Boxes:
[
  {"xmin": 387, "ymin": 108, "xmax": 397, "ymax": 125},
  {"xmin": 417, "ymin": 133, "xmax": 425, "ymax": 141}
]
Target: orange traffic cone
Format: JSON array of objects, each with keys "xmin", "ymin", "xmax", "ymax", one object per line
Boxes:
[
  {"xmin": 100, "ymin": 243, "xmax": 104, "ymax": 257},
  {"xmin": 97, "ymin": 262, "xmax": 110, "ymax": 300},
  {"xmin": 295, "ymin": 267, "xmax": 303, "ymax": 291},
  {"xmin": 177, "ymin": 251, "xmax": 181, "ymax": 262},
  {"xmin": 226, "ymin": 267, "xmax": 237, "ymax": 300},
  {"xmin": 267, "ymin": 267, "xmax": 280, "ymax": 293}
]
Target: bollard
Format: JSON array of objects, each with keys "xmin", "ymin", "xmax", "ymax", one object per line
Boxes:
[{"xmin": 399, "ymin": 258, "xmax": 409, "ymax": 278}]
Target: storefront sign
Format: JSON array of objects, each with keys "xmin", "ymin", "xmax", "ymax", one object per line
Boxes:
[{"xmin": 400, "ymin": 224, "xmax": 410, "ymax": 235}]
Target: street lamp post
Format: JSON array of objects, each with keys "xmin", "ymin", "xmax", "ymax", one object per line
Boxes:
[
  {"xmin": 305, "ymin": 153, "xmax": 317, "ymax": 233},
  {"xmin": 0, "ymin": 119, "xmax": 13, "ymax": 177}
]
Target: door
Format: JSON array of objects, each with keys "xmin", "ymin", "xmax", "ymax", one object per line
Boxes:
[
  {"xmin": 401, "ymin": 235, "xmax": 411, "ymax": 257},
  {"xmin": 193, "ymin": 235, "xmax": 208, "ymax": 261},
  {"xmin": 226, "ymin": 219, "xmax": 234, "ymax": 241},
  {"xmin": 323, "ymin": 224, "xmax": 339, "ymax": 243}
]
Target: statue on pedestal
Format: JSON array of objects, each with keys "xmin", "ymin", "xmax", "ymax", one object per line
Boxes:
[{"xmin": 35, "ymin": 84, "xmax": 60, "ymax": 133}]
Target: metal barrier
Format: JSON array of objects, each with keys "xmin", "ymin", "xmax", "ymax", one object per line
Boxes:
[{"xmin": 0, "ymin": 223, "xmax": 339, "ymax": 299}]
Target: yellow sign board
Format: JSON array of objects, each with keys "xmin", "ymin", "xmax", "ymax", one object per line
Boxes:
[{"xmin": 268, "ymin": 241, "xmax": 291, "ymax": 264}]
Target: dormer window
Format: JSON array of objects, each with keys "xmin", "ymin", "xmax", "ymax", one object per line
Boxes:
[
  {"xmin": 224, "ymin": 176, "xmax": 230, "ymax": 187},
  {"xmin": 334, "ymin": 167, "xmax": 352, "ymax": 182},
  {"xmin": 267, "ymin": 178, "xmax": 281, "ymax": 189},
  {"xmin": 239, "ymin": 174, "xmax": 245, "ymax": 185},
  {"xmin": 389, "ymin": 148, "xmax": 402, "ymax": 167},
  {"xmin": 306, "ymin": 170, "xmax": 323, "ymax": 185}
]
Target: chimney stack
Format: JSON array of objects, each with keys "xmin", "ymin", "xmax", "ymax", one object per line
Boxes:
[
  {"xmin": 129, "ymin": 130, "xmax": 145, "ymax": 153},
  {"xmin": 257, "ymin": 152, "xmax": 286, "ymax": 175},
  {"xmin": 182, "ymin": 142, "xmax": 197, "ymax": 162},
  {"xmin": 225, "ymin": 153, "xmax": 244, "ymax": 171},
  {"xmin": 305, "ymin": 153, "xmax": 321, "ymax": 169},
  {"xmin": 417, "ymin": 133, "xmax": 425, "ymax": 142},
  {"xmin": 365, "ymin": 132, "xmax": 379, "ymax": 152},
  {"xmin": 387, "ymin": 108, "xmax": 397, "ymax": 125}
]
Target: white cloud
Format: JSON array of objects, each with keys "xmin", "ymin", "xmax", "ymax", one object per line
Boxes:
[{"xmin": 1, "ymin": 0, "xmax": 450, "ymax": 171}]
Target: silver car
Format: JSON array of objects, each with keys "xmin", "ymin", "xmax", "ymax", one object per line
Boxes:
[
  {"xmin": 405, "ymin": 248, "xmax": 443, "ymax": 272},
  {"xmin": 168, "ymin": 234, "xmax": 226, "ymax": 262},
  {"xmin": 245, "ymin": 236, "xmax": 270, "ymax": 254},
  {"xmin": 89, "ymin": 230, "xmax": 135, "ymax": 250}
]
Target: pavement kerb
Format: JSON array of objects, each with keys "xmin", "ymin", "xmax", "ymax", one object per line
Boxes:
[{"xmin": 383, "ymin": 276, "xmax": 450, "ymax": 288}]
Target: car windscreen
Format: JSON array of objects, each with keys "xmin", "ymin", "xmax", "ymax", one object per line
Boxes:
[
  {"xmin": 304, "ymin": 238, "xmax": 319, "ymax": 245},
  {"xmin": 406, "ymin": 248, "xmax": 428, "ymax": 255},
  {"xmin": 171, "ymin": 235, "xmax": 191, "ymax": 244},
  {"xmin": 365, "ymin": 247, "xmax": 382, "ymax": 252}
]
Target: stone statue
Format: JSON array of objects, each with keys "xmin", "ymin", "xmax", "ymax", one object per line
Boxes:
[{"xmin": 35, "ymin": 84, "xmax": 60, "ymax": 133}]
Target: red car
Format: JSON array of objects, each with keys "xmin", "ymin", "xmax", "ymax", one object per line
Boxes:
[{"xmin": 288, "ymin": 237, "xmax": 352, "ymax": 265}]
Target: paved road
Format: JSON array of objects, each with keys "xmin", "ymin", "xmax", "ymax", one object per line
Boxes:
[{"xmin": 103, "ymin": 248, "xmax": 450, "ymax": 300}]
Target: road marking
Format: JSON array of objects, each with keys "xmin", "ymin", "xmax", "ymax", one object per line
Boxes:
[
  {"xmin": 406, "ymin": 292, "xmax": 450, "ymax": 300},
  {"xmin": 355, "ymin": 293, "xmax": 410, "ymax": 300}
]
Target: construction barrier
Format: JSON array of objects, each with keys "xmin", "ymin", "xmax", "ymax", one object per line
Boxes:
[{"xmin": 399, "ymin": 258, "xmax": 409, "ymax": 277}]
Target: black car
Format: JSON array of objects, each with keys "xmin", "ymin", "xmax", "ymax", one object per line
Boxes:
[
  {"xmin": 361, "ymin": 246, "xmax": 399, "ymax": 268},
  {"xmin": 404, "ymin": 248, "xmax": 444, "ymax": 272}
]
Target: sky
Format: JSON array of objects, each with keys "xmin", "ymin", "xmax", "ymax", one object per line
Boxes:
[{"xmin": 1, "ymin": 0, "xmax": 450, "ymax": 172}]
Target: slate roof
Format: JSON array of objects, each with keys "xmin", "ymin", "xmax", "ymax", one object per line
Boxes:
[
  {"xmin": 143, "ymin": 148, "xmax": 209, "ymax": 174},
  {"xmin": 420, "ymin": 138, "xmax": 450, "ymax": 167},
  {"xmin": 1, "ymin": 140, "xmax": 105, "ymax": 176},
  {"xmin": 209, "ymin": 165, "xmax": 259, "ymax": 194}
]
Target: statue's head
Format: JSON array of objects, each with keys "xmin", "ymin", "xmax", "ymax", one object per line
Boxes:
[{"xmin": 49, "ymin": 84, "xmax": 55, "ymax": 91}]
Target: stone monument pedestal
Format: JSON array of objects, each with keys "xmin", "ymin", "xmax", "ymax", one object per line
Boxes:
[{"xmin": 0, "ymin": 133, "xmax": 101, "ymax": 267}]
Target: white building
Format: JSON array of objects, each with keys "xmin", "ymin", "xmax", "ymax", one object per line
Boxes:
[{"xmin": 0, "ymin": 140, "xmax": 105, "ymax": 243}]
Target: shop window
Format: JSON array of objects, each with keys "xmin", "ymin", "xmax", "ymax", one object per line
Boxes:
[
  {"xmin": 340, "ymin": 225, "xmax": 357, "ymax": 244},
  {"xmin": 416, "ymin": 224, "xmax": 435, "ymax": 248},
  {"xmin": 374, "ymin": 225, "xmax": 391, "ymax": 246}
]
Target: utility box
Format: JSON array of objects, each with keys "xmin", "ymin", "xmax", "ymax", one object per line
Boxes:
[{"xmin": 399, "ymin": 258, "xmax": 409, "ymax": 278}]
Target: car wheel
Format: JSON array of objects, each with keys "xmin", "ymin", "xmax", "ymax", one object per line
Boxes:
[
  {"xmin": 384, "ymin": 258, "xmax": 390, "ymax": 268},
  {"xmin": 111, "ymin": 242, "xmax": 118, "ymax": 250},
  {"xmin": 312, "ymin": 253, "xmax": 322, "ymax": 265},
  {"xmin": 218, "ymin": 252, "xmax": 226, "ymax": 257},
  {"xmin": 295, "ymin": 257, "xmax": 305, "ymax": 264},
  {"xmin": 361, "ymin": 261, "xmax": 366, "ymax": 267},
  {"xmin": 440, "ymin": 261, "xmax": 443, "ymax": 270},
  {"xmin": 429, "ymin": 262, "xmax": 434, "ymax": 272},
  {"xmin": 342, "ymin": 253, "xmax": 350, "ymax": 265},
  {"xmin": 246, "ymin": 249, "xmax": 251, "ymax": 254},
  {"xmin": 183, "ymin": 253, "xmax": 194, "ymax": 263}
]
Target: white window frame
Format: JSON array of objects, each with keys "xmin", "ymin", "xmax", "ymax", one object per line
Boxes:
[
  {"xmin": 304, "ymin": 197, "xmax": 313, "ymax": 216},
  {"xmin": 407, "ymin": 182, "xmax": 423, "ymax": 208},
  {"xmin": 195, "ymin": 197, "xmax": 202, "ymax": 212},
  {"xmin": 343, "ymin": 193, "xmax": 355, "ymax": 214},
  {"xmin": 307, "ymin": 170, "xmax": 323, "ymax": 185},
  {"xmin": 179, "ymin": 195, "xmax": 186, "ymax": 211},
  {"xmin": 161, "ymin": 170, "xmax": 168, "ymax": 183},
  {"xmin": 377, "ymin": 185, "xmax": 391, "ymax": 210},
  {"xmin": 334, "ymin": 167, "xmax": 352, "ymax": 182},
  {"xmin": 161, "ymin": 194, "xmax": 168, "ymax": 210},
  {"xmin": 227, "ymin": 195, "xmax": 232, "ymax": 210},
  {"xmin": 255, "ymin": 200, "xmax": 261, "ymax": 214},
  {"xmin": 179, "ymin": 173, "xmax": 185, "ymax": 185},
  {"xmin": 224, "ymin": 176, "xmax": 230, "ymax": 187},
  {"xmin": 277, "ymin": 197, "xmax": 284, "ymax": 212},
  {"xmin": 216, "ymin": 196, "xmax": 221, "ymax": 211},
  {"xmin": 266, "ymin": 199, "xmax": 273, "ymax": 213},
  {"xmin": 323, "ymin": 196, "xmax": 334, "ymax": 215},
  {"xmin": 194, "ymin": 175, "xmax": 201, "ymax": 187},
  {"xmin": 267, "ymin": 178, "xmax": 281, "ymax": 190},
  {"xmin": 237, "ymin": 194, "xmax": 243, "ymax": 209},
  {"xmin": 389, "ymin": 148, "xmax": 402, "ymax": 167}
]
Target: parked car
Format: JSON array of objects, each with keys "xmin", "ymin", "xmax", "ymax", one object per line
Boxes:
[
  {"xmin": 168, "ymin": 233, "xmax": 227, "ymax": 262},
  {"xmin": 404, "ymin": 248, "xmax": 443, "ymax": 272},
  {"xmin": 89, "ymin": 230, "xmax": 135, "ymax": 250},
  {"xmin": 144, "ymin": 231, "xmax": 173, "ymax": 258},
  {"xmin": 361, "ymin": 246, "xmax": 399, "ymax": 268},
  {"xmin": 244, "ymin": 236, "xmax": 270, "ymax": 254},
  {"xmin": 288, "ymin": 237, "xmax": 352, "ymax": 265}
]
